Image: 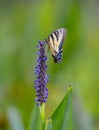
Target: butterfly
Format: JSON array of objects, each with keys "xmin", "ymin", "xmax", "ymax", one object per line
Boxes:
[{"xmin": 45, "ymin": 28, "xmax": 67, "ymax": 63}]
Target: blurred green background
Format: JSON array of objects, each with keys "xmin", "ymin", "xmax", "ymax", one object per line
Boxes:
[{"xmin": 0, "ymin": 0, "xmax": 99, "ymax": 130}]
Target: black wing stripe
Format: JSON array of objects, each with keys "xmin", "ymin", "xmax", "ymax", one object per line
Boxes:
[
  {"xmin": 53, "ymin": 32, "xmax": 58, "ymax": 41},
  {"xmin": 50, "ymin": 34, "xmax": 54, "ymax": 42},
  {"xmin": 57, "ymin": 30, "xmax": 59, "ymax": 35},
  {"xmin": 49, "ymin": 35, "xmax": 54, "ymax": 46}
]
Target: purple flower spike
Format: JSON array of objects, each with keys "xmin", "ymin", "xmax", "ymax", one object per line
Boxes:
[{"xmin": 34, "ymin": 41, "xmax": 49, "ymax": 105}]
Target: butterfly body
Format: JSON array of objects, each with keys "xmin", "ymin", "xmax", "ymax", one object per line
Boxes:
[{"xmin": 45, "ymin": 28, "xmax": 66, "ymax": 63}]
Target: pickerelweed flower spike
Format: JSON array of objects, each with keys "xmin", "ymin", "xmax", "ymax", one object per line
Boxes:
[{"xmin": 34, "ymin": 41, "xmax": 49, "ymax": 106}]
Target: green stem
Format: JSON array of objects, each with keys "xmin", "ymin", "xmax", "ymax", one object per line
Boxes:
[{"xmin": 39, "ymin": 103, "xmax": 46, "ymax": 130}]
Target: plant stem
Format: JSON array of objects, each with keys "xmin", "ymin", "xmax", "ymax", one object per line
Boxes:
[{"xmin": 39, "ymin": 103, "xmax": 46, "ymax": 130}]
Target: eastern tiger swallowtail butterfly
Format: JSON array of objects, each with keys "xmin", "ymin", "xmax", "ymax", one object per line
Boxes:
[{"xmin": 45, "ymin": 28, "xmax": 67, "ymax": 63}]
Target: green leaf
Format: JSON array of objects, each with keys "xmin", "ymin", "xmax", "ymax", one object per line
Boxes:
[
  {"xmin": 28, "ymin": 105, "xmax": 42, "ymax": 130},
  {"xmin": 45, "ymin": 118, "xmax": 52, "ymax": 130},
  {"xmin": 51, "ymin": 86, "xmax": 73, "ymax": 130}
]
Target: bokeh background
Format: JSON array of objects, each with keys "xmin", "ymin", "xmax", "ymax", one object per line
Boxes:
[{"xmin": 0, "ymin": 0, "xmax": 99, "ymax": 130}]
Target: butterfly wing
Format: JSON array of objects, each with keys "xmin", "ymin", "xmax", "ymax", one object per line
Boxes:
[{"xmin": 45, "ymin": 28, "xmax": 67, "ymax": 63}]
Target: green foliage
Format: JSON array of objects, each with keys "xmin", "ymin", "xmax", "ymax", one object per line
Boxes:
[
  {"xmin": 29, "ymin": 86, "xmax": 72, "ymax": 130},
  {"xmin": 28, "ymin": 105, "xmax": 42, "ymax": 130},
  {"xmin": 45, "ymin": 119, "xmax": 52, "ymax": 130},
  {"xmin": 51, "ymin": 86, "xmax": 72, "ymax": 130}
]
